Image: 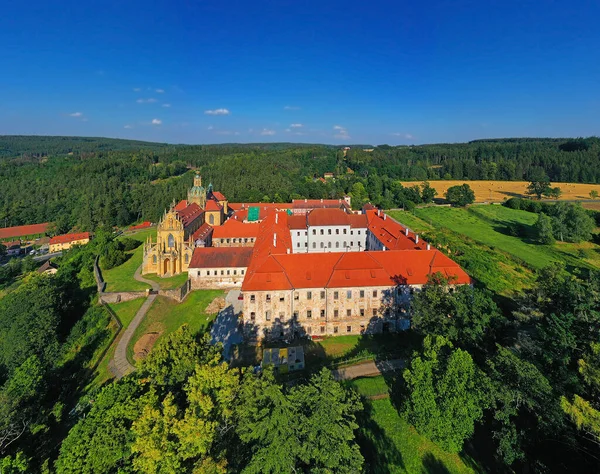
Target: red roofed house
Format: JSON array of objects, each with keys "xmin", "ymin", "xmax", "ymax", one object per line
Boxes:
[
  {"xmin": 188, "ymin": 247, "xmax": 253, "ymax": 289},
  {"xmin": 291, "ymin": 197, "xmax": 352, "ymax": 215},
  {"xmin": 49, "ymin": 232, "xmax": 91, "ymax": 252},
  {"xmin": 0, "ymin": 222, "xmax": 49, "ymax": 243},
  {"xmin": 212, "ymin": 218, "xmax": 260, "ymax": 248},
  {"xmin": 129, "ymin": 221, "xmax": 153, "ymax": 231},
  {"xmin": 5, "ymin": 241, "xmax": 22, "ymax": 257}
]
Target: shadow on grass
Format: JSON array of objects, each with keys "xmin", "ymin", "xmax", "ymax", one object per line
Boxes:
[
  {"xmin": 421, "ymin": 452, "xmax": 451, "ymax": 474},
  {"xmin": 356, "ymin": 400, "xmax": 405, "ymax": 474}
]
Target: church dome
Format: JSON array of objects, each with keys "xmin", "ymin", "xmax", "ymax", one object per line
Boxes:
[{"xmin": 189, "ymin": 174, "xmax": 205, "ymax": 196}]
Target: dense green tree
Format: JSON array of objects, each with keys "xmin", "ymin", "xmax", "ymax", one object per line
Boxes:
[
  {"xmin": 421, "ymin": 181, "xmax": 438, "ymax": 203},
  {"xmin": 535, "ymin": 212, "xmax": 555, "ymax": 244},
  {"xmin": 403, "ymin": 335, "xmax": 486, "ymax": 453},
  {"xmin": 526, "ymin": 169, "xmax": 551, "ymax": 199},
  {"xmin": 445, "ymin": 184, "xmax": 475, "ymax": 206},
  {"xmin": 410, "ymin": 274, "xmax": 503, "ymax": 348},
  {"xmin": 550, "ymin": 202, "xmax": 595, "ymax": 242}
]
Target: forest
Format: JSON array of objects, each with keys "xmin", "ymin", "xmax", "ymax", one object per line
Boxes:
[{"xmin": 1, "ymin": 135, "xmax": 599, "ymax": 233}]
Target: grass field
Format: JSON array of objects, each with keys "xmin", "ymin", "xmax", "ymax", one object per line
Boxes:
[
  {"xmin": 345, "ymin": 375, "xmax": 390, "ymax": 398},
  {"xmin": 359, "ymin": 396, "xmax": 478, "ymax": 473},
  {"xmin": 106, "ymin": 297, "xmax": 146, "ymax": 327},
  {"xmin": 408, "ymin": 205, "xmax": 600, "ymax": 272},
  {"xmin": 128, "ymin": 290, "xmax": 224, "ymax": 363},
  {"xmin": 399, "ymin": 180, "xmax": 600, "ymax": 203},
  {"xmin": 144, "ymin": 272, "xmax": 189, "ymax": 289}
]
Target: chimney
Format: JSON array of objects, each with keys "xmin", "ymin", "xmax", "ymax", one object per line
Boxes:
[
  {"xmin": 275, "ymin": 214, "xmax": 278, "ymax": 224},
  {"xmin": 305, "ymin": 198, "xmax": 307, "ymax": 203},
  {"xmin": 377, "ymin": 210, "xmax": 380, "ymax": 216},
  {"xmin": 320, "ymin": 198, "xmax": 323, "ymax": 203},
  {"xmin": 287, "ymin": 248, "xmax": 290, "ymax": 254},
  {"xmin": 427, "ymin": 243, "xmax": 431, "ymax": 250},
  {"xmin": 405, "ymin": 228, "xmax": 409, "ymax": 236},
  {"xmin": 273, "ymin": 233, "xmax": 277, "ymax": 247},
  {"xmin": 384, "ymin": 214, "xmax": 386, "ymax": 220},
  {"xmin": 415, "ymin": 235, "xmax": 419, "ymax": 244}
]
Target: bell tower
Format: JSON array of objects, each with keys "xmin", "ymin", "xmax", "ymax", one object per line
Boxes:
[{"xmin": 187, "ymin": 174, "xmax": 207, "ymax": 208}]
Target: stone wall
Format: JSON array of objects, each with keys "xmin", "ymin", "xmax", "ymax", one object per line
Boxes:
[
  {"xmin": 100, "ymin": 291, "xmax": 148, "ymax": 304},
  {"xmin": 159, "ymin": 279, "xmax": 191, "ymax": 302},
  {"xmin": 189, "ymin": 266, "xmax": 247, "ymax": 290}
]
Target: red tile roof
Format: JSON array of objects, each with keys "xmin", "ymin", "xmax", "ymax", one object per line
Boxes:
[
  {"xmin": 5, "ymin": 241, "xmax": 21, "ymax": 249},
  {"xmin": 174, "ymin": 200, "xmax": 189, "ymax": 211},
  {"xmin": 49, "ymin": 232, "xmax": 90, "ymax": 245},
  {"xmin": 176, "ymin": 203, "xmax": 204, "ymax": 228},
  {"xmin": 211, "ymin": 191, "xmax": 227, "ymax": 201},
  {"xmin": 192, "ymin": 223, "xmax": 213, "ymax": 241},
  {"xmin": 287, "ymin": 215, "xmax": 307, "ymax": 230},
  {"xmin": 0, "ymin": 223, "xmax": 49, "ymax": 240},
  {"xmin": 307, "ymin": 208, "xmax": 351, "ymax": 226},
  {"xmin": 229, "ymin": 202, "xmax": 293, "ymax": 211},
  {"xmin": 129, "ymin": 221, "xmax": 153, "ymax": 231},
  {"xmin": 292, "ymin": 199, "xmax": 350, "ymax": 210},
  {"xmin": 189, "ymin": 247, "xmax": 253, "ymax": 269},
  {"xmin": 366, "ymin": 210, "xmax": 428, "ymax": 250},
  {"xmin": 213, "ymin": 218, "xmax": 260, "ymax": 239},
  {"xmin": 205, "ymin": 200, "xmax": 223, "ymax": 211},
  {"xmin": 348, "ymin": 213, "xmax": 368, "ymax": 228}
]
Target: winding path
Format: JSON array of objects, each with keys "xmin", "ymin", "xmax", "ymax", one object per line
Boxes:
[{"xmin": 109, "ymin": 265, "xmax": 159, "ymax": 379}]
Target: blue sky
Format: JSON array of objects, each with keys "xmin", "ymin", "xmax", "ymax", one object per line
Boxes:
[{"xmin": 1, "ymin": 0, "xmax": 599, "ymax": 145}]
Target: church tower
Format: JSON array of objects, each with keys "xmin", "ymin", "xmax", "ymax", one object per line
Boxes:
[{"xmin": 187, "ymin": 174, "xmax": 207, "ymax": 208}]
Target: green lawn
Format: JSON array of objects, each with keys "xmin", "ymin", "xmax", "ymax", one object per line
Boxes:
[
  {"xmin": 144, "ymin": 272, "xmax": 189, "ymax": 289},
  {"xmin": 106, "ymin": 297, "xmax": 146, "ymax": 328},
  {"xmin": 359, "ymin": 397, "xmax": 478, "ymax": 474},
  {"xmin": 128, "ymin": 290, "xmax": 224, "ymax": 363},
  {"xmin": 345, "ymin": 375, "xmax": 390, "ymax": 398},
  {"xmin": 102, "ymin": 244, "xmax": 150, "ymax": 292}
]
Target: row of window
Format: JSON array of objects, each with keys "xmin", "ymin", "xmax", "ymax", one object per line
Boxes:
[
  {"xmin": 296, "ymin": 240, "xmax": 362, "ymax": 249},
  {"xmin": 296, "ymin": 228, "xmax": 363, "ymax": 236},
  {"xmin": 152, "ymin": 254, "xmax": 189, "ymax": 264},
  {"xmin": 250, "ymin": 307, "xmax": 378, "ymax": 321},
  {"xmin": 250, "ymin": 289, "xmax": 380, "ymax": 302},
  {"xmin": 219, "ymin": 237, "xmax": 255, "ymax": 244},
  {"xmin": 199, "ymin": 268, "xmax": 246, "ymax": 277},
  {"xmin": 265, "ymin": 325, "xmax": 358, "ymax": 336}
]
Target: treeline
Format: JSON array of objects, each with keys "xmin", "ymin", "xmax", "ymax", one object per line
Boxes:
[{"xmin": 1, "ymin": 136, "xmax": 599, "ymax": 232}]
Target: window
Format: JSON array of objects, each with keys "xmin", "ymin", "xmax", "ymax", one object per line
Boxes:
[
  {"xmin": 350, "ymin": 241, "xmax": 354, "ymax": 246},
  {"xmin": 346, "ymin": 309, "xmax": 351, "ymax": 317},
  {"xmin": 220, "ymin": 270, "xmax": 224, "ymax": 275},
  {"xmin": 293, "ymin": 311, "xmax": 299, "ymax": 319},
  {"xmin": 209, "ymin": 214, "xmax": 215, "ymax": 225},
  {"xmin": 294, "ymin": 292, "xmax": 299, "ymax": 300},
  {"xmin": 168, "ymin": 233, "xmax": 175, "ymax": 248},
  {"xmin": 343, "ymin": 229, "xmax": 347, "ymax": 234},
  {"xmin": 351, "ymin": 230, "xmax": 354, "ymax": 235},
  {"xmin": 347, "ymin": 325, "xmax": 352, "ymax": 333},
  {"xmin": 372, "ymin": 308, "xmax": 377, "ymax": 316},
  {"xmin": 320, "ymin": 229, "xmax": 324, "ymax": 235},
  {"xmin": 214, "ymin": 270, "xmax": 217, "ymax": 275},
  {"xmin": 205, "ymin": 271, "xmax": 209, "ymax": 276},
  {"xmin": 358, "ymin": 242, "xmax": 362, "ymax": 248},
  {"xmin": 334, "ymin": 326, "xmax": 339, "ymax": 334},
  {"xmin": 320, "ymin": 242, "xmax": 324, "ymax": 248},
  {"xmin": 307, "ymin": 326, "xmax": 312, "ymax": 334},
  {"xmin": 328, "ymin": 229, "xmax": 332, "ymax": 235},
  {"xmin": 360, "ymin": 309, "xmax": 365, "ymax": 317},
  {"xmin": 334, "ymin": 291, "xmax": 339, "ymax": 300},
  {"xmin": 241, "ymin": 270, "xmax": 245, "ymax": 275},
  {"xmin": 297, "ymin": 242, "xmax": 300, "ymax": 247},
  {"xmin": 297, "ymin": 231, "xmax": 300, "ymax": 236},
  {"xmin": 336, "ymin": 229, "xmax": 340, "ymax": 235},
  {"xmin": 372, "ymin": 290, "xmax": 377, "ymax": 297},
  {"xmin": 307, "ymin": 310, "xmax": 312, "ymax": 319},
  {"xmin": 334, "ymin": 309, "xmax": 339, "ymax": 318},
  {"xmin": 227, "ymin": 270, "xmax": 230, "ymax": 275},
  {"xmin": 307, "ymin": 291, "xmax": 312, "ymax": 299},
  {"xmin": 266, "ymin": 311, "xmax": 271, "ymax": 321},
  {"xmin": 320, "ymin": 326, "xmax": 326, "ymax": 334},
  {"xmin": 357, "ymin": 230, "xmax": 361, "ymax": 235},
  {"xmin": 312, "ymin": 242, "xmax": 316, "ymax": 248},
  {"xmin": 312, "ymin": 229, "xmax": 316, "ymax": 235},
  {"xmin": 250, "ymin": 294, "xmax": 255, "ymax": 302},
  {"xmin": 320, "ymin": 309, "xmax": 325, "ymax": 318},
  {"xmin": 244, "ymin": 238, "xmax": 248, "ymax": 243},
  {"xmin": 153, "ymin": 255, "xmax": 157, "ymax": 263},
  {"xmin": 321, "ymin": 291, "xmax": 326, "ymax": 299},
  {"xmin": 279, "ymin": 295, "xmax": 285, "ymax": 302},
  {"xmin": 347, "ymin": 290, "xmax": 352, "ymax": 299},
  {"xmin": 233, "ymin": 269, "xmax": 237, "ymax": 275},
  {"xmin": 266, "ymin": 294, "xmax": 271, "ymax": 302},
  {"xmin": 226, "ymin": 238, "xmax": 230, "ymax": 244},
  {"xmin": 304, "ymin": 242, "xmax": 307, "ymax": 247},
  {"xmin": 344, "ymin": 241, "xmax": 347, "ymax": 247},
  {"xmin": 328, "ymin": 242, "xmax": 331, "ymax": 248},
  {"xmin": 336, "ymin": 242, "xmax": 339, "ymax": 248},
  {"xmin": 360, "ymin": 290, "xmax": 365, "ymax": 298},
  {"xmin": 250, "ymin": 312, "xmax": 256, "ymax": 321}
]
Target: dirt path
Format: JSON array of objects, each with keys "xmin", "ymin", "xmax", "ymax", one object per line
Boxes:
[
  {"xmin": 109, "ymin": 265, "xmax": 159, "ymax": 379},
  {"xmin": 331, "ymin": 358, "xmax": 405, "ymax": 381}
]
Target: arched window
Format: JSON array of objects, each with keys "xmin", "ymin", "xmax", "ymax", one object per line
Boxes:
[
  {"xmin": 209, "ymin": 214, "xmax": 215, "ymax": 225},
  {"xmin": 153, "ymin": 255, "xmax": 157, "ymax": 263},
  {"xmin": 185, "ymin": 253, "xmax": 189, "ymax": 263},
  {"xmin": 168, "ymin": 234, "xmax": 175, "ymax": 248}
]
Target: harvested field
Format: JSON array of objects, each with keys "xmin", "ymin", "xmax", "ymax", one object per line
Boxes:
[
  {"xmin": 399, "ymin": 180, "xmax": 600, "ymax": 203},
  {"xmin": 133, "ymin": 331, "xmax": 162, "ymax": 361}
]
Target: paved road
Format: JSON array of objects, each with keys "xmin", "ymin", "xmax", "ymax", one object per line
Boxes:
[
  {"xmin": 331, "ymin": 358, "xmax": 405, "ymax": 381},
  {"xmin": 109, "ymin": 265, "xmax": 159, "ymax": 379},
  {"xmin": 211, "ymin": 289, "xmax": 244, "ymax": 360}
]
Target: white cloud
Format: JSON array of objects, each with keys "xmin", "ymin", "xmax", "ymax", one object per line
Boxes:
[
  {"xmin": 133, "ymin": 87, "xmax": 141, "ymax": 92},
  {"xmin": 261, "ymin": 128, "xmax": 276, "ymax": 136},
  {"xmin": 162, "ymin": 103, "xmax": 171, "ymax": 108},
  {"xmin": 284, "ymin": 105, "xmax": 300, "ymax": 110},
  {"xmin": 69, "ymin": 112, "xmax": 83, "ymax": 117},
  {"xmin": 124, "ymin": 125, "xmax": 133, "ymax": 129},
  {"xmin": 155, "ymin": 88, "xmax": 165, "ymax": 93},
  {"xmin": 290, "ymin": 123, "xmax": 303, "ymax": 128},
  {"xmin": 333, "ymin": 125, "xmax": 350, "ymax": 139},
  {"xmin": 151, "ymin": 118, "xmax": 162, "ymax": 125},
  {"xmin": 204, "ymin": 108, "xmax": 230, "ymax": 115},
  {"xmin": 136, "ymin": 98, "xmax": 157, "ymax": 104}
]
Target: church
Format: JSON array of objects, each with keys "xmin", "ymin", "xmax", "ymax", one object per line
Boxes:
[{"xmin": 142, "ymin": 174, "xmax": 228, "ymax": 277}]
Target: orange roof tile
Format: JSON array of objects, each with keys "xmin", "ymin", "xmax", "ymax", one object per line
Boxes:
[
  {"xmin": 189, "ymin": 247, "xmax": 253, "ymax": 269},
  {"xmin": 176, "ymin": 203, "xmax": 204, "ymax": 228},
  {"xmin": 174, "ymin": 200, "xmax": 188, "ymax": 211},
  {"xmin": 366, "ymin": 210, "xmax": 428, "ymax": 250},
  {"xmin": 205, "ymin": 200, "xmax": 223, "ymax": 211},
  {"xmin": 192, "ymin": 223, "xmax": 213, "ymax": 241},
  {"xmin": 292, "ymin": 199, "xmax": 349, "ymax": 210},
  {"xmin": 0, "ymin": 223, "xmax": 49, "ymax": 240},
  {"xmin": 211, "ymin": 191, "xmax": 227, "ymax": 201},
  {"xmin": 213, "ymin": 219, "xmax": 260, "ymax": 239},
  {"xmin": 287, "ymin": 215, "xmax": 307, "ymax": 230},
  {"xmin": 49, "ymin": 232, "xmax": 90, "ymax": 245}
]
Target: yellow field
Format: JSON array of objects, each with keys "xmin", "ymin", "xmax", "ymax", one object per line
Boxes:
[{"xmin": 400, "ymin": 180, "xmax": 600, "ymax": 203}]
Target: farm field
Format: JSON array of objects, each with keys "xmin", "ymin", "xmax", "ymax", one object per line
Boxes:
[
  {"xmin": 392, "ymin": 205, "xmax": 600, "ymax": 273},
  {"xmin": 127, "ymin": 290, "xmax": 224, "ymax": 364},
  {"xmin": 399, "ymin": 180, "xmax": 600, "ymax": 203}
]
